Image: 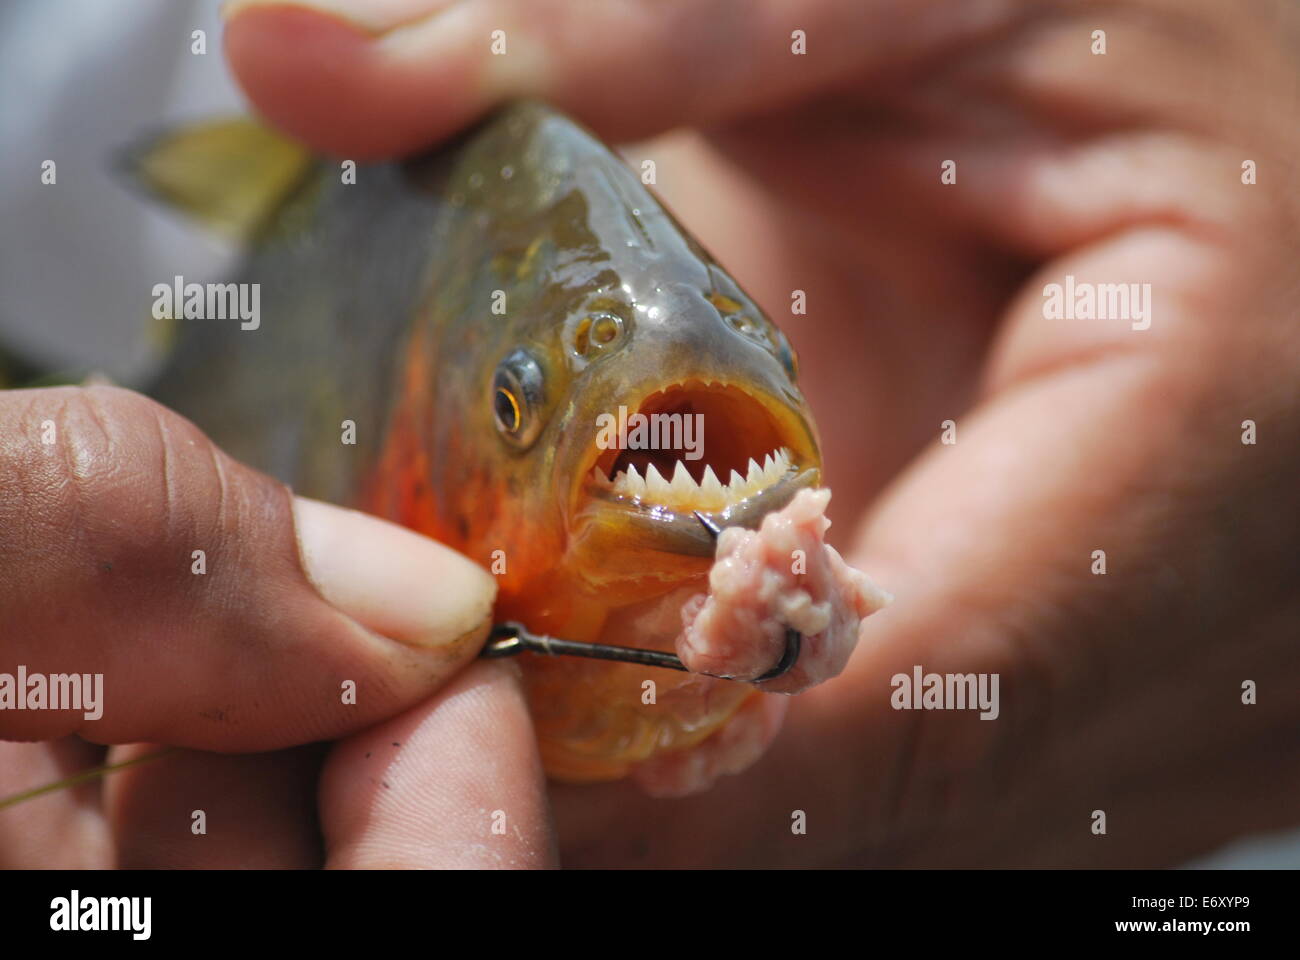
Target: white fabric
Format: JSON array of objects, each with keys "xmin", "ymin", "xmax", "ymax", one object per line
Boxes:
[{"xmin": 0, "ymin": 0, "xmax": 242, "ymax": 382}]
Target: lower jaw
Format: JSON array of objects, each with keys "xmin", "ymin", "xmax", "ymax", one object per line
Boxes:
[
  {"xmin": 519, "ymin": 580, "xmax": 759, "ymax": 782},
  {"xmin": 518, "ymin": 474, "xmax": 821, "ymax": 783}
]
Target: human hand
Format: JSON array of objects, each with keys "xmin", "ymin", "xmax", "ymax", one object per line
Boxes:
[
  {"xmin": 223, "ymin": 0, "xmax": 1300, "ymax": 865},
  {"xmin": 0, "ymin": 386, "xmax": 553, "ymax": 867}
]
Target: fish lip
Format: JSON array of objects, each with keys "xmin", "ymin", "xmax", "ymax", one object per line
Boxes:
[{"xmin": 565, "ymin": 377, "xmax": 820, "ymax": 554}]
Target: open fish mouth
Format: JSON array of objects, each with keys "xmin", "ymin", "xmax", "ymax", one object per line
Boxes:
[{"xmin": 573, "ymin": 379, "xmax": 820, "ymax": 556}]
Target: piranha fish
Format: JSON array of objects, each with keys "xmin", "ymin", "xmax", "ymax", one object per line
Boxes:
[{"xmin": 132, "ymin": 101, "xmax": 882, "ymax": 793}]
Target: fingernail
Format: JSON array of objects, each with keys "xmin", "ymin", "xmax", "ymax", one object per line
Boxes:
[
  {"xmin": 293, "ymin": 497, "xmax": 496, "ymax": 649},
  {"xmin": 223, "ymin": 0, "xmax": 453, "ymax": 34}
]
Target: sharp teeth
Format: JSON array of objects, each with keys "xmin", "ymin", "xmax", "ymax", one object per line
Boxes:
[
  {"xmin": 701, "ymin": 465, "xmax": 724, "ymax": 507},
  {"xmin": 667, "ymin": 461, "xmax": 693, "ymax": 501},
  {"xmin": 600, "ymin": 447, "xmax": 795, "ymax": 508},
  {"xmin": 619, "ymin": 463, "xmax": 644, "ymax": 498},
  {"xmin": 644, "ymin": 463, "xmax": 671, "ymax": 500}
]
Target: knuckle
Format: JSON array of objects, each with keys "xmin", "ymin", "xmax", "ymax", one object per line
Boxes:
[
  {"xmin": 1, "ymin": 385, "xmax": 271, "ymax": 571},
  {"xmin": 67, "ymin": 387, "xmax": 200, "ymax": 554}
]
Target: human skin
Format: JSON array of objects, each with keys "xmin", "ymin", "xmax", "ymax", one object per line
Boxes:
[
  {"xmin": 218, "ymin": 0, "xmax": 1294, "ymax": 863},
  {"xmin": 3, "ymin": 0, "xmax": 1295, "ymax": 868},
  {"xmin": 0, "ymin": 387, "xmax": 554, "ymax": 868},
  {"xmin": 222, "ymin": 0, "xmax": 1300, "ymax": 867}
]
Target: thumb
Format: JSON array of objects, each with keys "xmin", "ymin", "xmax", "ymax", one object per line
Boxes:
[
  {"xmin": 0, "ymin": 386, "xmax": 496, "ymax": 750},
  {"xmin": 220, "ymin": 0, "xmax": 921, "ymax": 158}
]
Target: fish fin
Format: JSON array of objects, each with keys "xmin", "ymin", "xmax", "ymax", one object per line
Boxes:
[{"xmin": 116, "ymin": 118, "xmax": 314, "ymax": 241}]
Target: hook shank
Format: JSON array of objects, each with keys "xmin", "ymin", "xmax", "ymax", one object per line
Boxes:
[{"xmin": 479, "ymin": 510, "xmax": 803, "ymax": 683}]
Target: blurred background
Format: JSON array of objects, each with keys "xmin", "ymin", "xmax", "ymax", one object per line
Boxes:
[
  {"xmin": 0, "ymin": 0, "xmax": 1295, "ymax": 869},
  {"xmin": 0, "ymin": 0, "xmax": 240, "ymax": 385}
]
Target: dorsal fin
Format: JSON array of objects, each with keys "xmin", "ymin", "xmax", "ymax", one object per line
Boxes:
[{"xmin": 117, "ymin": 118, "xmax": 314, "ymax": 240}]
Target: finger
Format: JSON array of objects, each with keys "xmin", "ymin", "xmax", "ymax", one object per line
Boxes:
[
  {"xmin": 320, "ymin": 660, "xmax": 555, "ymax": 868},
  {"xmin": 0, "ymin": 385, "xmax": 496, "ymax": 750},
  {"xmin": 103, "ymin": 743, "xmax": 325, "ymax": 869},
  {"xmin": 0, "ymin": 738, "xmax": 113, "ymax": 868},
  {"xmin": 828, "ymin": 229, "xmax": 1296, "ymax": 863},
  {"xmin": 556, "ymin": 209, "xmax": 1300, "ymax": 868},
  {"xmin": 221, "ymin": 0, "xmax": 998, "ymax": 158},
  {"xmin": 553, "ymin": 352, "xmax": 1258, "ymax": 867}
]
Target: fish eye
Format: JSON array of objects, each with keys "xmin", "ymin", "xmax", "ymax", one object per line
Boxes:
[
  {"xmin": 494, "ymin": 386, "xmax": 521, "ymax": 432},
  {"xmin": 492, "ymin": 348, "xmax": 545, "ymax": 448},
  {"xmin": 573, "ymin": 311, "xmax": 625, "ymax": 357}
]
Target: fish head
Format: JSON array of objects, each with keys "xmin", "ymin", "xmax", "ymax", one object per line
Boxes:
[
  {"xmin": 404, "ymin": 102, "xmax": 828, "ymax": 776},
  {"xmin": 423, "ymin": 103, "xmax": 820, "ymax": 621},
  {"xmin": 479, "ymin": 258, "xmax": 823, "ymax": 629},
  {"xmin": 554, "ymin": 255, "xmax": 822, "ymax": 596}
]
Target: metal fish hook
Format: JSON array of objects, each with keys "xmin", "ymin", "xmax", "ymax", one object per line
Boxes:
[{"xmin": 480, "ymin": 512, "xmax": 802, "ymax": 683}]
